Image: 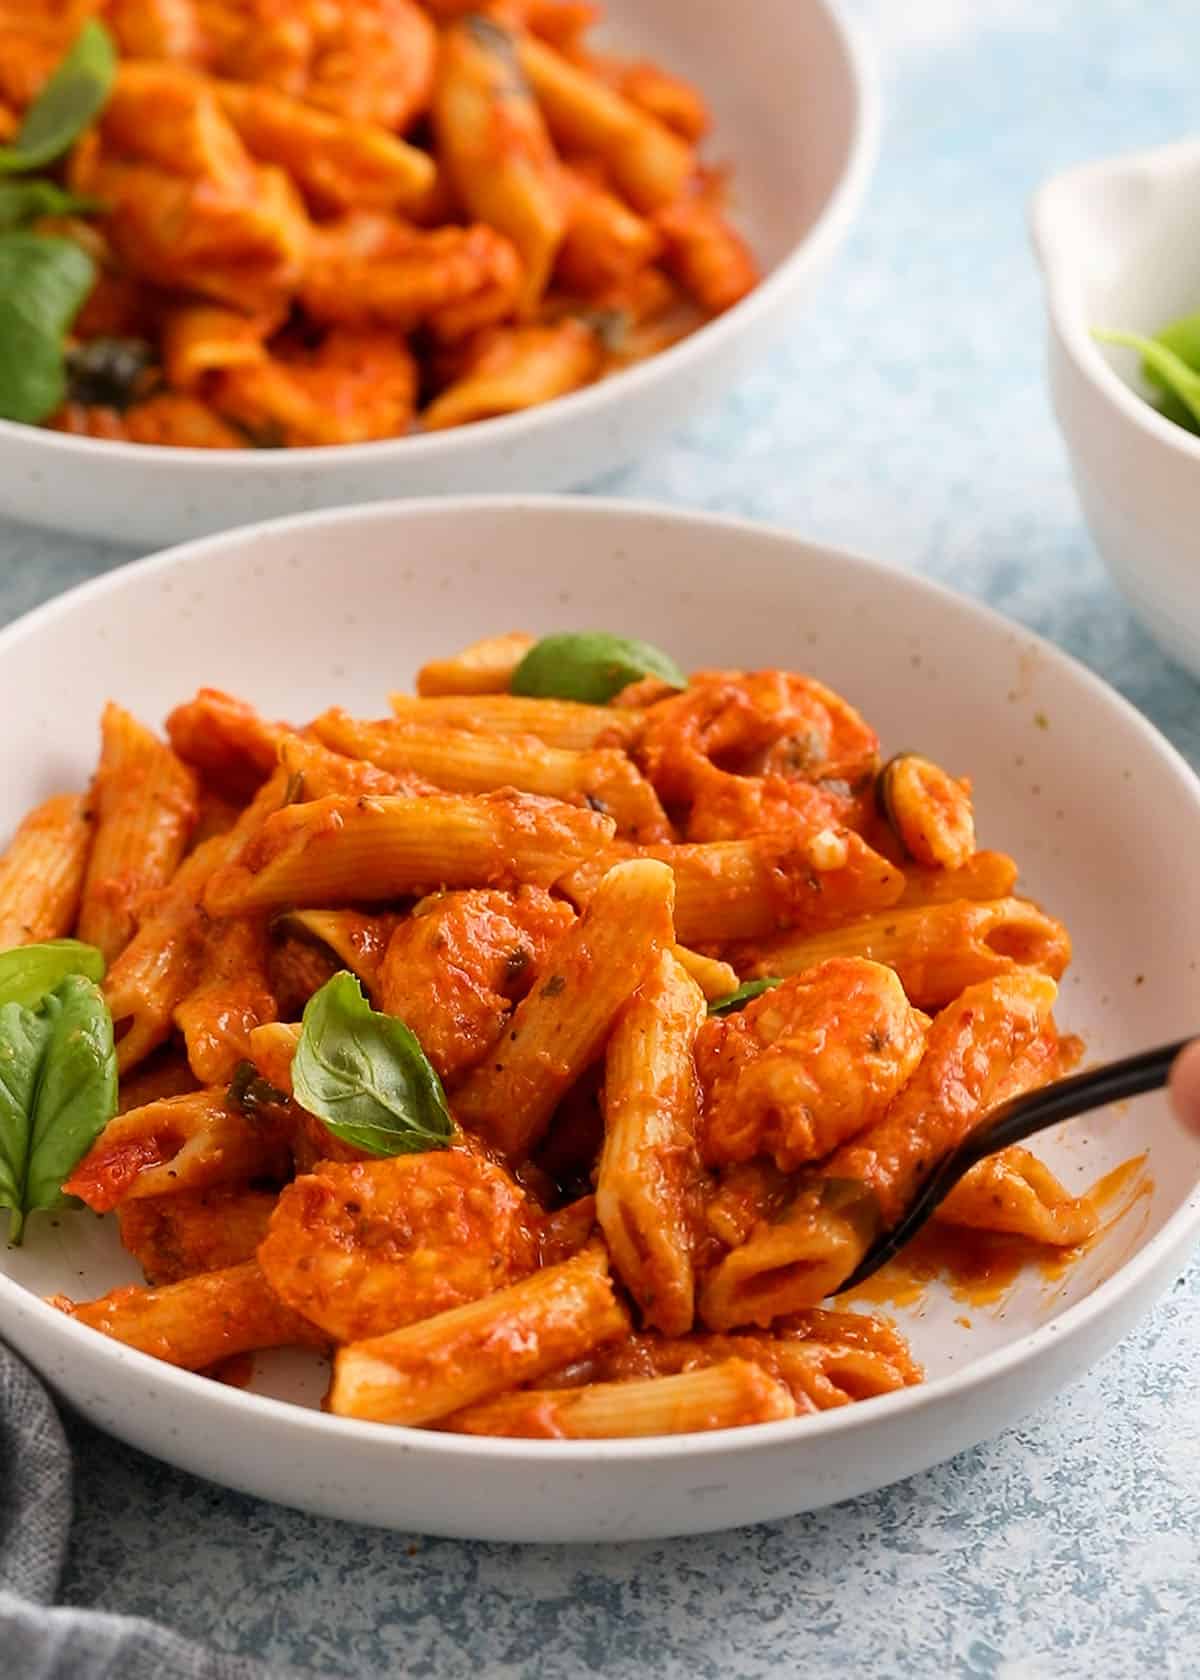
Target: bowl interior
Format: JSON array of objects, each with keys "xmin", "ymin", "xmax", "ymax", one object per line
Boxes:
[{"xmin": 3, "ymin": 499, "xmax": 1199, "ymax": 1406}]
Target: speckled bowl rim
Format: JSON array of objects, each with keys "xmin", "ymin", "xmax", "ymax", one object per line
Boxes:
[
  {"xmin": 0, "ymin": 0, "xmax": 879, "ymax": 474},
  {"xmin": 1031, "ymin": 136, "xmax": 1200, "ymax": 462},
  {"xmin": 1, "ymin": 493, "xmax": 1198, "ymax": 1467}
]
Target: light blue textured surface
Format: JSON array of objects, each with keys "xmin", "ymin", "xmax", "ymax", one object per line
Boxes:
[{"xmin": 3, "ymin": 3, "xmax": 1199, "ymax": 1675}]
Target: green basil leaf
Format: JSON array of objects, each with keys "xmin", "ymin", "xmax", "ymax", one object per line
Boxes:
[
  {"xmin": 0, "ymin": 233, "xmax": 96, "ymax": 423},
  {"xmin": 0, "ymin": 973, "xmax": 116, "ymax": 1245},
  {"xmin": 1093, "ymin": 328, "xmax": 1200, "ymax": 429},
  {"xmin": 1151, "ymin": 311, "xmax": 1200, "ymax": 376},
  {"xmin": 292, "ymin": 972, "xmax": 453, "ymax": 1158},
  {"xmin": 0, "ymin": 180, "xmax": 102, "ymax": 232},
  {"xmin": 707, "ymin": 977, "xmax": 783, "ymax": 1016},
  {"xmin": 0, "ymin": 20, "xmax": 117, "ymax": 175},
  {"xmin": 511, "ymin": 632, "xmax": 687, "ymax": 704},
  {"xmin": 0, "ymin": 939, "xmax": 105, "ymax": 1010}
]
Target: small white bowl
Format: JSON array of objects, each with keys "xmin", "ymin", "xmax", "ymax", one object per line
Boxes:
[
  {"xmin": 1, "ymin": 496, "xmax": 1199, "ymax": 1541},
  {"xmin": 0, "ymin": 0, "xmax": 876, "ymax": 548},
  {"xmin": 1031, "ymin": 140, "xmax": 1200, "ymax": 683}
]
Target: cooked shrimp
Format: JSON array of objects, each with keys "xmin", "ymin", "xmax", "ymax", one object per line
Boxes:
[
  {"xmin": 696, "ymin": 957, "xmax": 930, "ymax": 1171},
  {"xmin": 635, "ymin": 670, "xmax": 880, "ymax": 842},
  {"xmin": 257, "ymin": 1151, "xmax": 540, "ymax": 1341},
  {"xmin": 377, "ymin": 885, "xmax": 576, "ymax": 1084}
]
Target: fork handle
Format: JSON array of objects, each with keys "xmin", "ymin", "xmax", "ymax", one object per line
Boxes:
[{"xmin": 961, "ymin": 1037, "xmax": 1191, "ymax": 1170}]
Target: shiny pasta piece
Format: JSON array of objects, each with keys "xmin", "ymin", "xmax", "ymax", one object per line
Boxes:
[
  {"xmin": 173, "ymin": 913, "xmax": 277, "ymax": 1085},
  {"xmin": 422, "ymin": 320, "xmax": 603, "ymax": 430},
  {"xmin": 0, "ymin": 793, "xmax": 92, "ymax": 949},
  {"xmin": 416, "ymin": 632, "xmax": 536, "ymax": 697},
  {"xmin": 210, "ymin": 327, "xmax": 418, "ymax": 447},
  {"xmin": 936, "ymin": 1145, "xmax": 1100, "ymax": 1246},
  {"xmin": 257, "ymin": 1152, "xmax": 540, "ymax": 1342},
  {"xmin": 51, "ymin": 1259, "xmax": 326, "ymax": 1369},
  {"xmin": 653, "ymin": 198, "xmax": 758, "ymax": 316}
]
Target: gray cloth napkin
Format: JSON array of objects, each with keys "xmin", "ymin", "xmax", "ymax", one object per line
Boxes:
[{"xmin": 0, "ymin": 1340, "xmax": 292, "ymax": 1680}]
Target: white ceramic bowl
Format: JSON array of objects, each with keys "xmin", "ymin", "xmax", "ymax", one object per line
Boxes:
[
  {"xmin": 1, "ymin": 497, "xmax": 1198, "ymax": 1541},
  {"xmin": 1031, "ymin": 140, "xmax": 1200, "ymax": 683},
  {"xmin": 0, "ymin": 0, "xmax": 876, "ymax": 549}
]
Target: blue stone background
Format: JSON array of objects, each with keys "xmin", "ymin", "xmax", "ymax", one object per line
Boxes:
[{"xmin": 2, "ymin": 2, "xmax": 1198, "ymax": 1673}]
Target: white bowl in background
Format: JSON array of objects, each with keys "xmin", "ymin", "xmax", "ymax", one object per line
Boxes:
[
  {"xmin": 0, "ymin": 0, "xmax": 876, "ymax": 548},
  {"xmin": 1031, "ymin": 140, "xmax": 1200, "ymax": 683},
  {"xmin": 1, "ymin": 496, "xmax": 1198, "ymax": 1542}
]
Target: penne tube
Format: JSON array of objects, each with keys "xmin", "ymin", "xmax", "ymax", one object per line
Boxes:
[
  {"xmin": 103, "ymin": 765, "xmax": 292, "ymax": 1072},
  {"xmin": 272, "ymin": 909, "xmax": 398, "ymax": 994},
  {"xmin": 78, "ymin": 703, "xmax": 199, "ymax": 965},
  {"xmin": 653, "ymin": 199, "xmax": 758, "ymax": 316},
  {"xmin": 453, "ymin": 858, "xmax": 675, "ymax": 1156},
  {"xmin": 433, "ymin": 17, "xmax": 567, "ymax": 313},
  {"xmin": 416, "ymin": 631, "xmax": 536, "ymax": 696},
  {"xmin": 898, "ymin": 850, "xmax": 1019, "ymax": 906},
  {"xmin": 214, "ymin": 79, "xmax": 435, "ymax": 212},
  {"xmin": 173, "ymin": 913, "xmax": 278, "ymax": 1085},
  {"xmin": 517, "ymin": 34, "xmax": 692, "ymax": 211},
  {"xmin": 422, "ymin": 320, "xmax": 603, "ymax": 430},
  {"xmin": 700, "ymin": 972, "xmax": 1060, "ymax": 1327},
  {"xmin": 161, "ymin": 304, "xmax": 276, "ymax": 392},
  {"xmin": 388, "ymin": 691, "xmax": 640, "ymax": 750},
  {"xmin": 737, "ymin": 897, "xmax": 1072, "ymax": 1010},
  {"xmin": 329, "ymin": 1245, "xmax": 630, "ymax": 1425},
  {"xmin": 613, "ymin": 59, "xmax": 710, "ymax": 142},
  {"xmin": 116, "ymin": 1185, "xmax": 277, "ymax": 1285},
  {"xmin": 556, "ymin": 160, "xmax": 663, "ymax": 293},
  {"xmin": 935, "ymin": 1145, "xmax": 1099, "ymax": 1246},
  {"xmin": 165, "ymin": 688, "xmax": 289, "ymax": 801},
  {"xmin": 310, "ymin": 708, "xmax": 669, "ymax": 840},
  {"xmin": 246, "ymin": 1020, "xmax": 301, "ymax": 1096},
  {"xmin": 204, "ymin": 789, "xmax": 614, "ymax": 916},
  {"xmin": 671, "ymin": 943, "xmax": 738, "ymax": 1001},
  {"xmin": 51, "ymin": 1260, "xmax": 326, "ymax": 1370},
  {"xmin": 538, "ymin": 1194, "xmax": 599, "ymax": 1265},
  {"xmin": 63, "ymin": 1089, "xmax": 292, "ymax": 1213},
  {"xmin": 0, "ymin": 793, "xmax": 92, "ymax": 948},
  {"xmin": 562, "ymin": 832, "xmax": 904, "ymax": 946},
  {"xmin": 597, "ymin": 950, "xmax": 705, "ymax": 1334},
  {"xmin": 442, "ymin": 1358, "xmax": 794, "ymax": 1437}
]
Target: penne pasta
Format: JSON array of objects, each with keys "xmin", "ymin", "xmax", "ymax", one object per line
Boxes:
[
  {"xmin": 63, "ymin": 1089, "xmax": 292, "ymax": 1213},
  {"xmin": 653, "ymin": 198, "xmax": 759, "ymax": 316},
  {"xmin": 442, "ymin": 1358, "xmax": 794, "ymax": 1437},
  {"xmin": 387, "ymin": 691, "xmax": 640, "ymax": 751},
  {"xmin": 51, "ymin": 1260, "xmax": 326, "ymax": 1370},
  {"xmin": 272, "ymin": 909, "xmax": 398, "ymax": 996},
  {"xmin": 936, "ymin": 1145, "xmax": 1099, "ymax": 1246},
  {"xmin": 433, "ymin": 17, "xmax": 567, "ymax": 314},
  {"xmin": 671, "ymin": 943, "xmax": 738, "ymax": 1001},
  {"xmin": 204, "ymin": 789, "xmax": 614, "ymax": 917},
  {"xmin": 328, "ymin": 1245, "xmax": 630, "ymax": 1426},
  {"xmin": 562, "ymin": 832, "xmax": 905, "ymax": 946},
  {"xmin": 422, "ymin": 320, "xmax": 603, "ymax": 429},
  {"xmin": 78, "ymin": 703, "xmax": 199, "ymax": 965},
  {"xmin": 517, "ymin": 34, "xmax": 693, "ymax": 211},
  {"xmin": 416, "ymin": 631, "xmax": 536, "ymax": 697},
  {"xmin": 597, "ymin": 950, "xmax": 705, "ymax": 1334},
  {"xmin": 310, "ymin": 707, "xmax": 669, "ymax": 840},
  {"xmin": 898, "ymin": 850, "xmax": 1020, "ymax": 906},
  {"xmin": 0, "ymin": 793, "xmax": 92, "ymax": 948},
  {"xmin": 737, "ymin": 897, "xmax": 1072, "ymax": 1010},
  {"xmin": 453, "ymin": 858, "xmax": 676, "ymax": 1156},
  {"xmin": 173, "ymin": 913, "xmax": 278, "ymax": 1085},
  {"xmin": 700, "ymin": 972, "xmax": 1059, "ymax": 1327}
]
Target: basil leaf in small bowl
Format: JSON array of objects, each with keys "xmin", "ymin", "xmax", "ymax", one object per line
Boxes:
[
  {"xmin": 706, "ymin": 977, "xmax": 783, "ymax": 1016},
  {"xmin": 0, "ymin": 973, "xmax": 117, "ymax": 1245},
  {"xmin": 0, "ymin": 20, "xmax": 117, "ymax": 175},
  {"xmin": 292, "ymin": 972, "xmax": 454, "ymax": 1158},
  {"xmin": 511, "ymin": 632, "xmax": 686, "ymax": 704},
  {"xmin": 0, "ymin": 180, "xmax": 103, "ymax": 232}
]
